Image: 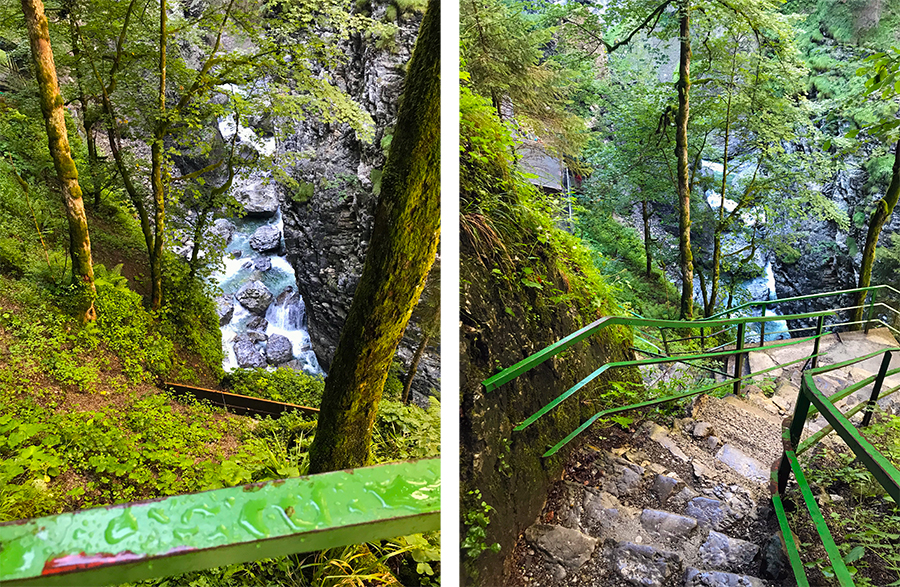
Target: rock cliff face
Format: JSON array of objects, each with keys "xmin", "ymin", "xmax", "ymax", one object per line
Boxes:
[
  {"xmin": 460, "ymin": 240, "xmax": 641, "ymax": 587},
  {"xmin": 277, "ymin": 11, "xmax": 440, "ymax": 396},
  {"xmin": 773, "ymin": 159, "xmax": 900, "ymax": 330}
]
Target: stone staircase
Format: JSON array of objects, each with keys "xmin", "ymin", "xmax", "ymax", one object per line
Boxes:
[
  {"xmin": 511, "ymin": 328, "xmax": 900, "ymax": 587},
  {"xmin": 513, "ymin": 400, "xmax": 786, "ymax": 586}
]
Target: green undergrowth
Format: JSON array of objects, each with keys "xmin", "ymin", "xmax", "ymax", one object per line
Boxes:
[
  {"xmin": 792, "ymin": 413, "xmax": 900, "ymax": 586},
  {"xmin": 460, "ymin": 85, "xmax": 624, "ymax": 333},
  {"xmin": 576, "ymin": 209, "xmax": 681, "ymax": 319},
  {"xmin": 226, "ymin": 364, "xmax": 442, "ymax": 463}
]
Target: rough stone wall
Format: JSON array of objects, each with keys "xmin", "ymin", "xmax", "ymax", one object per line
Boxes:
[
  {"xmin": 459, "ymin": 241, "xmax": 641, "ymax": 586},
  {"xmin": 279, "ymin": 9, "xmax": 440, "ymax": 396}
]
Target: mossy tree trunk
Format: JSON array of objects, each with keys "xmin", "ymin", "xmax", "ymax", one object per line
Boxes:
[
  {"xmin": 641, "ymin": 197, "xmax": 653, "ymax": 277},
  {"xmin": 852, "ymin": 140, "xmax": 900, "ymax": 327},
  {"xmin": 676, "ymin": 0, "xmax": 693, "ymax": 320},
  {"xmin": 308, "ymin": 0, "xmax": 440, "ymax": 473},
  {"xmin": 21, "ymin": 0, "xmax": 97, "ymax": 322},
  {"xmin": 148, "ymin": 0, "xmax": 168, "ymax": 311}
]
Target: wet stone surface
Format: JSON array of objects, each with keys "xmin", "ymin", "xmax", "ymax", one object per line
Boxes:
[
  {"xmin": 686, "ymin": 497, "xmax": 728, "ymax": 530},
  {"xmin": 699, "ymin": 531, "xmax": 760, "ymax": 572},
  {"xmin": 265, "ymin": 333, "xmax": 294, "ymax": 364},
  {"xmin": 652, "ymin": 474, "xmax": 680, "ymax": 504},
  {"xmin": 684, "ymin": 567, "xmax": 766, "ymax": 587},
  {"xmin": 524, "ymin": 524, "xmax": 598, "ymax": 571},
  {"xmin": 640, "ymin": 509, "xmax": 698, "ymax": 543},
  {"xmin": 235, "ymin": 280, "xmax": 274, "ymax": 316},
  {"xmin": 611, "ymin": 542, "xmax": 682, "ymax": 587}
]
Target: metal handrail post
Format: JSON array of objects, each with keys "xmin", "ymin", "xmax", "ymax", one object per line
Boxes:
[
  {"xmin": 700, "ymin": 326, "xmax": 705, "ymax": 353},
  {"xmin": 661, "ymin": 327, "xmax": 670, "ymax": 356},
  {"xmin": 810, "ymin": 316, "xmax": 824, "ymax": 371},
  {"xmin": 865, "ymin": 289, "xmax": 878, "ymax": 335},
  {"xmin": 862, "ymin": 351, "xmax": 892, "ymax": 427},
  {"xmin": 733, "ymin": 322, "xmax": 745, "ymax": 396},
  {"xmin": 759, "ymin": 303, "xmax": 767, "ymax": 347},
  {"xmin": 778, "ymin": 378, "xmax": 813, "ymax": 494}
]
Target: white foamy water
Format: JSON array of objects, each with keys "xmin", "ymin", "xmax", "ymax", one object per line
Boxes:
[{"xmin": 211, "ymin": 94, "xmax": 323, "ymax": 376}]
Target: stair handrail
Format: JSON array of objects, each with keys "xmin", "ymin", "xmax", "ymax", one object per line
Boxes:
[
  {"xmin": 701, "ymin": 283, "xmax": 900, "ymax": 321},
  {"xmin": 482, "ymin": 309, "xmax": 835, "ymax": 392},
  {"xmin": 771, "ymin": 350, "xmax": 900, "ymax": 587},
  {"xmin": 0, "ymin": 458, "xmax": 441, "ymax": 586}
]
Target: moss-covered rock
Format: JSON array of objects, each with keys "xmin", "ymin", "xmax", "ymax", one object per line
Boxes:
[{"xmin": 460, "ymin": 237, "xmax": 642, "ymax": 586}]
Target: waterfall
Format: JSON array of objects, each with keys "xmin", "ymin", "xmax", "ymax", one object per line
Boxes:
[{"xmin": 210, "ymin": 89, "xmax": 323, "ymax": 375}]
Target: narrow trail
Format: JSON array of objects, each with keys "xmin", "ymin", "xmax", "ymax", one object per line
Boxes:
[{"xmin": 509, "ymin": 328, "xmax": 900, "ymax": 587}]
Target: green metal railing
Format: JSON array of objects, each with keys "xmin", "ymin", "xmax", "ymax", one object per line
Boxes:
[
  {"xmin": 0, "ymin": 458, "xmax": 441, "ymax": 586},
  {"xmin": 483, "ymin": 310, "xmax": 837, "ymax": 459},
  {"xmin": 484, "ymin": 284, "xmax": 900, "ymax": 585},
  {"xmin": 772, "ymin": 351, "xmax": 900, "ymax": 587},
  {"xmin": 485, "ymin": 285, "xmax": 900, "ymax": 454}
]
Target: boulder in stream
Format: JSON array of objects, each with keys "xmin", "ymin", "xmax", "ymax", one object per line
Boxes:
[
  {"xmin": 266, "ymin": 334, "xmax": 294, "ymax": 365},
  {"xmin": 216, "ymin": 295, "xmax": 234, "ymax": 326},
  {"xmin": 209, "ymin": 218, "xmax": 236, "ymax": 245},
  {"xmin": 233, "ymin": 334, "xmax": 266, "ymax": 368},
  {"xmin": 253, "ymin": 257, "xmax": 272, "ymax": 271},
  {"xmin": 235, "ymin": 177, "xmax": 278, "ymax": 217},
  {"xmin": 235, "ymin": 280, "xmax": 274, "ymax": 315},
  {"xmin": 249, "ymin": 224, "xmax": 281, "ymax": 253},
  {"xmin": 246, "ymin": 316, "xmax": 268, "ymax": 332}
]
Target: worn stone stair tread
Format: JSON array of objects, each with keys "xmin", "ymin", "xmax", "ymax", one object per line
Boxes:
[
  {"xmin": 684, "ymin": 567, "xmax": 766, "ymax": 587},
  {"xmin": 611, "ymin": 541, "xmax": 683, "ymax": 587},
  {"xmin": 693, "ymin": 396, "xmax": 782, "ymax": 468},
  {"xmin": 720, "ymin": 395, "xmax": 783, "ymax": 426},
  {"xmin": 524, "ymin": 523, "xmax": 598, "ymax": 570}
]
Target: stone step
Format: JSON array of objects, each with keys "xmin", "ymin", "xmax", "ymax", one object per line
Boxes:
[{"xmin": 684, "ymin": 567, "xmax": 766, "ymax": 587}]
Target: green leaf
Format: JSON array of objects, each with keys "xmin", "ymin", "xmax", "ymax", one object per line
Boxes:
[
  {"xmin": 844, "ymin": 545, "xmax": 865, "ymax": 563},
  {"xmin": 521, "ymin": 278, "xmax": 543, "ymax": 289}
]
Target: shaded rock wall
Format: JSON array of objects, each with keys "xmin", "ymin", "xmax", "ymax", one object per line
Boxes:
[
  {"xmin": 460, "ymin": 242, "xmax": 641, "ymax": 586},
  {"xmin": 278, "ymin": 11, "xmax": 440, "ymax": 395}
]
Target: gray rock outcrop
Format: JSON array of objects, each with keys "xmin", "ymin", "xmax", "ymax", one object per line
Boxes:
[
  {"xmin": 235, "ymin": 280, "xmax": 274, "ymax": 316},
  {"xmin": 235, "ymin": 177, "xmax": 278, "ymax": 217},
  {"xmin": 216, "ymin": 295, "xmax": 234, "ymax": 326},
  {"xmin": 233, "ymin": 334, "xmax": 265, "ymax": 368},
  {"xmin": 266, "ymin": 334, "xmax": 294, "ymax": 365},
  {"xmin": 249, "ymin": 224, "xmax": 281, "ymax": 253}
]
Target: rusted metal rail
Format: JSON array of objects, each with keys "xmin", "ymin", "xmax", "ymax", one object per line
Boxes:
[{"xmin": 162, "ymin": 381, "xmax": 319, "ymax": 417}]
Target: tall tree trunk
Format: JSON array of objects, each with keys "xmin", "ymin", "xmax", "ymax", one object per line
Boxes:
[
  {"xmin": 697, "ymin": 257, "xmax": 709, "ymax": 317},
  {"xmin": 22, "ymin": 0, "xmax": 96, "ymax": 322},
  {"xmin": 149, "ymin": 0, "xmax": 168, "ymax": 311},
  {"xmin": 68, "ymin": 8, "xmax": 101, "ymax": 209},
  {"xmin": 642, "ymin": 198, "xmax": 653, "ymax": 277},
  {"xmin": 675, "ymin": 0, "xmax": 693, "ymax": 320},
  {"xmin": 707, "ymin": 49, "xmax": 736, "ymax": 318},
  {"xmin": 402, "ymin": 332, "xmax": 430, "ymax": 405},
  {"xmin": 852, "ymin": 140, "xmax": 900, "ymax": 327},
  {"xmin": 308, "ymin": 0, "xmax": 440, "ymax": 474}
]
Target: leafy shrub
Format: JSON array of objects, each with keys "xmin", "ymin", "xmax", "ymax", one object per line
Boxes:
[
  {"xmin": 225, "ymin": 368, "xmax": 326, "ymax": 407},
  {"xmin": 159, "ymin": 254, "xmax": 224, "ymax": 379},
  {"xmin": 93, "ymin": 267, "xmax": 173, "ymax": 381},
  {"xmin": 373, "ymin": 397, "xmax": 441, "ymax": 461}
]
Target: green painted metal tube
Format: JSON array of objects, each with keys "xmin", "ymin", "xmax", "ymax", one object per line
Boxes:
[
  {"xmin": 539, "ymin": 351, "xmax": 822, "ymax": 457},
  {"xmin": 769, "ymin": 492, "xmax": 810, "ymax": 587},
  {"xmin": 801, "ymin": 373, "xmax": 900, "ymax": 503},
  {"xmin": 515, "ymin": 333, "xmax": 826, "ymax": 432},
  {"xmin": 784, "ymin": 449, "xmax": 856, "ymax": 586},
  {"xmin": 0, "ymin": 459, "xmax": 440, "ymax": 586},
  {"xmin": 482, "ymin": 310, "xmax": 835, "ymax": 392},
  {"xmin": 796, "ymin": 382, "xmax": 900, "ymax": 455},
  {"xmin": 702, "ymin": 284, "xmax": 900, "ymax": 321}
]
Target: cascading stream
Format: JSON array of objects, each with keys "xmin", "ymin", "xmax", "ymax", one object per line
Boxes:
[
  {"xmin": 701, "ymin": 160, "xmax": 789, "ymax": 342},
  {"xmin": 211, "ymin": 87, "xmax": 323, "ymax": 375}
]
